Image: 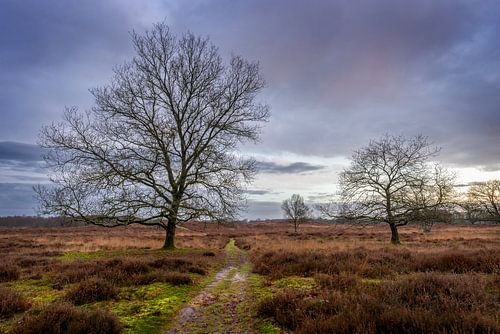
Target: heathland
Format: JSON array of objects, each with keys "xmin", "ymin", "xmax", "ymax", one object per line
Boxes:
[{"xmin": 0, "ymin": 222, "xmax": 498, "ymax": 333}]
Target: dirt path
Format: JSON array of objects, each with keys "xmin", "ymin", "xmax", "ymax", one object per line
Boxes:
[{"xmin": 166, "ymin": 239, "xmax": 258, "ymax": 334}]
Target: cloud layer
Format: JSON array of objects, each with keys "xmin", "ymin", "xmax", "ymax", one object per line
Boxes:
[{"xmin": 1, "ymin": 0, "xmax": 500, "ymax": 217}]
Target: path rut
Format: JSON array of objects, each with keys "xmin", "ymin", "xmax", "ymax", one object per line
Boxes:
[{"xmin": 166, "ymin": 239, "xmax": 257, "ymax": 334}]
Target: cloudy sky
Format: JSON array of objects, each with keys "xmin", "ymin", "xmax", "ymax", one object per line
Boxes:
[{"xmin": 1, "ymin": 0, "xmax": 500, "ymax": 218}]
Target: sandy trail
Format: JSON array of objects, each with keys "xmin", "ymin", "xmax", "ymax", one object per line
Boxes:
[{"xmin": 166, "ymin": 239, "xmax": 257, "ymax": 334}]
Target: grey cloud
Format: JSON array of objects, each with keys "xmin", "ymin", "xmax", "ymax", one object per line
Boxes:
[
  {"xmin": 244, "ymin": 189, "xmax": 272, "ymax": 195},
  {"xmin": 0, "ymin": 142, "xmax": 48, "ymax": 184},
  {"xmin": 0, "ymin": 142, "xmax": 44, "ymax": 162},
  {"xmin": 169, "ymin": 0, "xmax": 500, "ymax": 169},
  {"xmin": 243, "ymin": 200, "xmax": 282, "ymax": 220},
  {"xmin": 0, "ymin": 183, "xmax": 38, "ymax": 216},
  {"xmin": 0, "ymin": 1, "xmax": 499, "ymax": 217},
  {"xmin": 258, "ymin": 161, "xmax": 325, "ymax": 174}
]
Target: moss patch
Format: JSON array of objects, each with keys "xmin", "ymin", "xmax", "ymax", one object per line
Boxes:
[
  {"xmin": 273, "ymin": 276, "xmax": 316, "ymax": 290},
  {"xmin": 8, "ymin": 279, "xmax": 63, "ymax": 305},
  {"xmin": 102, "ymin": 283, "xmax": 193, "ymax": 334}
]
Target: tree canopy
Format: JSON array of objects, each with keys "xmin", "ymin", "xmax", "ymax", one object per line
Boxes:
[{"xmin": 36, "ymin": 23, "xmax": 269, "ymax": 248}]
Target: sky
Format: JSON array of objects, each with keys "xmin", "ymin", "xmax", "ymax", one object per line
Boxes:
[{"xmin": 1, "ymin": 0, "xmax": 500, "ymax": 218}]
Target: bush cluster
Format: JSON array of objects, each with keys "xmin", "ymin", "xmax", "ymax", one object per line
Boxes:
[
  {"xmin": 10, "ymin": 302, "xmax": 123, "ymax": 334},
  {"xmin": 253, "ymin": 248, "xmax": 499, "ymax": 279},
  {"xmin": 257, "ymin": 272, "xmax": 499, "ymax": 334},
  {"xmin": 0, "ymin": 263, "xmax": 20, "ymax": 282},
  {"xmin": 65, "ymin": 278, "xmax": 118, "ymax": 305},
  {"xmin": 53, "ymin": 256, "xmax": 205, "ymax": 286},
  {"xmin": 0, "ymin": 286, "xmax": 31, "ymax": 319}
]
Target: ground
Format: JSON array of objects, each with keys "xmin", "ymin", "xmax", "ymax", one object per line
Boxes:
[{"xmin": 0, "ymin": 222, "xmax": 499, "ymax": 333}]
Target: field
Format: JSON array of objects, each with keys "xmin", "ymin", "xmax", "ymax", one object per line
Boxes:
[{"xmin": 0, "ymin": 222, "xmax": 499, "ymax": 333}]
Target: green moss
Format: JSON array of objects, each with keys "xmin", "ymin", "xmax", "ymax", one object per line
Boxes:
[
  {"xmin": 59, "ymin": 250, "xmax": 109, "ymax": 261},
  {"xmin": 9, "ymin": 279, "xmax": 63, "ymax": 305},
  {"xmin": 273, "ymin": 276, "xmax": 316, "ymax": 290},
  {"xmin": 259, "ymin": 321, "xmax": 281, "ymax": 334},
  {"xmin": 102, "ymin": 283, "xmax": 193, "ymax": 334}
]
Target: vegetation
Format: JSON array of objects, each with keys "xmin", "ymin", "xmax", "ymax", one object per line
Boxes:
[
  {"xmin": 10, "ymin": 302, "xmax": 123, "ymax": 334},
  {"xmin": 0, "ymin": 224, "xmax": 224, "ymax": 333},
  {"xmin": 0, "ymin": 219, "xmax": 498, "ymax": 333},
  {"xmin": 0, "ymin": 286, "xmax": 31, "ymax": 319}
]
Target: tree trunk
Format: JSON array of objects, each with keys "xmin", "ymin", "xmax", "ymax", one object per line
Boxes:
[
  {"xmin": 163, "ymin": 220, "xmax": 176, "ymax": 249},
  {"xmin": 294, "ymin": 220, "xmax": 298, "ymax": 233},
  {"xmin": 389, "ymin": 223, "xmax": 400, "ymax": 244}
]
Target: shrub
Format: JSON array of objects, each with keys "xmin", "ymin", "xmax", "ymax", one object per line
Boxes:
[
  {"xmin": 379, "ymin": 273, "xmax": 493, "ymax": 311},
  {"xmin": 413, "ymin": 249, "xmax": 500, "ymax": 273},
  {"xmin": 65, "ymin": 278, "xmax": 118, "ymax": 305},
  {"xmin": 149, "ymin": 257, "xmax": 191, "ymax": 270},
  {"xmin": 314, "ymin": 273, "xmax": 360, "ymax": 292},
  {"xmin": 53, "ymin": 261, "xmax": 97, "ymax": 284},
  {"xmin": 0, "ymin": 263, "xmax": 20, "ymax": 282},
  {"xmin": 132, "ymin": 271, "xmax": 192, "ymax": 286},
  {"xmin": 258, "ymin": 273, "xmax": 499, "ymax": 334},
  {"xmin": 10, "ymin": 302, "xmax": 123, "ymax": 334},
  {"xmin": 202, "ymin": 251, "xmax": 216, "ymax": 257},
  {"xmin": 163, "ymin": 272, "xmax": 192, "ymax": 285},
  {"xmin": 0, "ymin": 286, "xmax": 30, "ymax": 319},
  {"xmin": 187, "ymin": 265, "xmax": 206, "ymax": 275}
]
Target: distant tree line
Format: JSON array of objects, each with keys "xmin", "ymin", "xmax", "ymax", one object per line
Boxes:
[{"xmin": 0, "ymin": 216, "xmax": 81, "ymax": 228}]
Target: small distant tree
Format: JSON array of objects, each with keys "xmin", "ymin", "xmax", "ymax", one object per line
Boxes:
[
  {"xmin": 281, "ymin": 194, "xmax": 311, "ymax": 232},
  {"xmin": 467, "ymin": 180, "xmax": 500, "ymax": 222},
  {"xmin": 339, "ymin": 135, "xmax": 454, "ymax": 244}
]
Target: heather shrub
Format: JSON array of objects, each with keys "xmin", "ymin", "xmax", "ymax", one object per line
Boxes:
[
  {"xmin": 0, "ymin": 263, "xmax": 20, "ymax": 282},
  {"xmin": 187, "ymin": 265, "xmax": 206, "ymax": 275},
  {"xmin": 258, "ymin": 273, "xmax": 499, "ymax": 334},
  {"xmin": 379, "ymin": 273, "xmax": 494, "ymax": 311},
  {"xmin": 0, "ymin": 286, "xmax": 31, "ymax": 319},
  {"xmin": 202, "ymin": 251, "xmax": 216, "ymax": 257},
  {"xmin": 163, "ymin": 272, "xmax": 192, "ymax": 285},
  {"xmin": 149, "ymin": 257, "xmax": 191, "ymax": 270},
  {"xmin": 257, "ymin": 290, "xmax": 306, "ymax": 330},
  {"xmin": 314, "ymin": 273, "xmax": 360, "ymax": 292},
  {"xmin": 413, "ymin": 249, "xmax": 500, "ymax": 273},
  {"xmin": 53, "ymin": 261, "xmax": 98, "ymax": 284},
  {"xmin": 65, "ymin": 278, "xmax": 118, "ymax": 305},
  {"xmin": 10, "ymin": 302, "xmax": 123, "ymax": 334}
]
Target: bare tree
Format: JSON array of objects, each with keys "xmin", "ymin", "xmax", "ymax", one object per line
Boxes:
[
  {"xmin": 467, "ymin": 180, "xmax": 500, "ymax": 222},
  {"xmin": 339, "ymin": 135, "xmax": 454, "ymax": 244},
  {"xmin": 35, "ymin": 23, "xmax": 269, "ymax": 249},
  {"xmin": 281, "ymin": 194, "xmax": 311, "ymax": 233}
]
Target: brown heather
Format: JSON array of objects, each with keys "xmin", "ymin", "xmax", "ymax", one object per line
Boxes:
[
  {"xmin": 0, "ymin": 286, "xmax": 31, "ymax": 319},
  {"xmin": 65, "ymin": 277, "xmax": 118, "ymax": 305},
  {"xmin": 0, "ymin": 222, "xmax": 498, "ymax": 333},
  {"xmin": 258, "ymin": 273, "xmax": 499, "ymax": 333},
  {"xmin": 10, "ymin": 302, "xmax": 123, "ymax": 334}
]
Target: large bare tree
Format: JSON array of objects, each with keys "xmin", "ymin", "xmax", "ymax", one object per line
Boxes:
[
  {"xmin": 35, "ymin": 23, "xmax": 269, "ymax": 248},
  {"xmin": 281, "ymin": 194, "xmax": 311, "ymax": 233},
  {"xmin": 467, "ymin": 180, "xmax": 500, "ymax": 222},
  {"xmin": 339, "ymin": 135, "xmax": 454, "ymax": 244}
]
